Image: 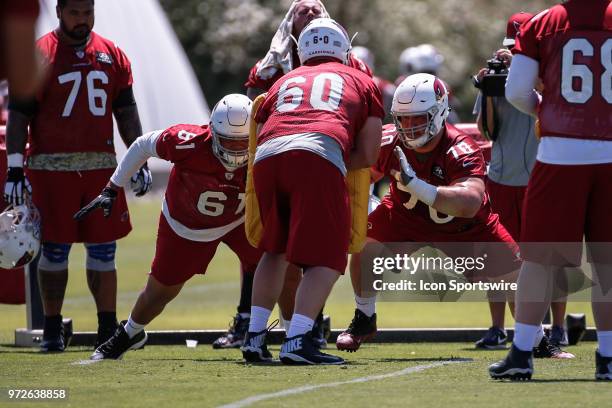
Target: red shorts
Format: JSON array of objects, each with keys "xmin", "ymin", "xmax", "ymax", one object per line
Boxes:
[
  {"xmin": 151, "ymin": 214, "xmax": 263, "ymax": 286},
  {"xmin": 367, "ymin": 203, "xmax": 521, "ymax": 279},
  {"xmin": 521, "ymin": 161, "xmax": 612, "ymax": 265},
  {"xmin": 27, "ymin": 169, "xmax": 131, "ymax": 243},
  {"xmin": 253, "ymin": 151, "xmax": 350, "ymax": 273},
  {"xmin": 486, "ymin": 178, "xmax": 526, "ymax": 241}
]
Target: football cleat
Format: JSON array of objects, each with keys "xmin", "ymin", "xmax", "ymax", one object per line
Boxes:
[
  {"xmin": 40, "ymin": 328, "xmax": 65, "ymax": 353},
  {"xmin": 336, "ymin": 309, "xmax": 377, "ymax": 352},
  {"xmin": 549, "ymin": 325, "xmax": 569, "ymax": 347},
  {"xmin": 90, "ymin": 323, "xmax": 147, "ymax": 360},
  {"xmin": 489, "ymin": 344, "xmax": 533, "ymax": 380},
  {"xmin": 213, "ymin": 314, "xmax": 250, "ymax": 349},
  {"xmin": 533, "ymin": 335, "xmax": 574, "ymax": 359},
  {"xmin": 241, "ymin": 320, "xmax": 278, "ymax": 363},
  {"xmin": 595, "ymin": 350, "xmax": 612, "ymax": 380},
  {"xmin": 280, "ymin": 332, "xmax": 345, "ymax": 365},
  {"xmin": 95, "ymin": 320, "xmax": 119, "ymax": 350},
  {"xmin": 475, "ymin": 326, "xmax": 508, "ymax": 350}
]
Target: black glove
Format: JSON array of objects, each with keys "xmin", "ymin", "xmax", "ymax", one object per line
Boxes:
[
  {"xmin": 4, "ymin": 167, "xmax": 32, "ymax": 206},
  {"xmin": 393, "ymin": 146, "xmax": 416, "ymax": 186},
  {"xmin": 73, "ymin": 187, "xmax": 118, "ymax": 220},
  {"xmin": 130, "ymin": 163, "xmax": 152, "ymax": 197}
]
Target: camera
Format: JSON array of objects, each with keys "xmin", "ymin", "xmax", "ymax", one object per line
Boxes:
[{"xmin": 473, "ymin": 58, "xmax": 509, "ymax": 97}]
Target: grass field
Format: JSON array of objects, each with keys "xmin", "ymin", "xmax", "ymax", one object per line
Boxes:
[
  {"xmin": 0, "ymin": 197, "xmax": 604, "ymax": 407},
  {"xmin": 0, "ymin": 342, "xmax": 607, "ymax": 407}
]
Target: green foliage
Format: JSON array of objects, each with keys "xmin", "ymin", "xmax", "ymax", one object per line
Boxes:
[{"xmin": 158, "ymin": 0, "xmax": 551, "ymax": 119}]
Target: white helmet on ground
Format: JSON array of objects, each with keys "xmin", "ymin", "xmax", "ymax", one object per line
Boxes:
[
  {"xmin": 210, "ymin": 94, "xmax": 252, "ymax": 170},
  {"xmin": 0, "ymin": 203, "xmax": 41, "ymax": 269},
  {"xmin": 391, "ymin": 73, "xmax": 450, "ymax": 149},
  {"xmin": 297, "ymin": 18, "xmax": 351, "ymax": 65}
]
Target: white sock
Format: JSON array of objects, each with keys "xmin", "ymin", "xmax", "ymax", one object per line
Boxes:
[
  {"xmin": 248, "ymin": 306, "xmax": 271, "ymax": 333},
  {"xmin": 287, "ymin": 314, "xmax": 314, "ymax": 338},
  {"xmin": 597, "ymin": 331, "xmax": 612, "ymax": 357},
  {"xmin": 281, "ymin": 318, "xmax": 291, "ymax": 333},
  {"xmin": 239, "ymin": 312, "xmax": 250, "ymax": 319},
  {"xmin": 124, "ymin": 315, "xmax": 145, "ymax": 339},
  {"xmin": 513, "ymin": 322, "xmax": 541, "ymax": 352},
  {"xmin": 355, "ymin": 295, "xmax": 376, "ymax": 317}
]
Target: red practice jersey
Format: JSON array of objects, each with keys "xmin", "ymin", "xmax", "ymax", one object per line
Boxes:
[
  {"xmin": 375, "ymin": 123, "xmax": 496, "ymax": 236},
  {"xmin": 156, "ymin": 124, "xmax": 247, "ymax": 231},
  {"xmin": 514, "ymin": 0, "xmax": 612, "ymax": 141},
  {"xmin": 0, "ymin": 0, "xmax": 40, "ymax": 81},
  {"xmin": 255, "ymin": 61, "xmax": 384, "ymax": 157},
  {"xmin": 29, "ymin": 31, "xmax": 133, "ymax": 156},
  {"xmin": 245, "ymin": 53, "xmax": 373, "ymax": 91}
]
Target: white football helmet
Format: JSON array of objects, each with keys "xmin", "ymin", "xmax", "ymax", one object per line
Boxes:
[
  {"xmin": 391, "ymin": 73, "xmax": 450, "ymax": 149},
  {"xmin": 399, "ymin": 44, "xmax": 443, "ymax": 75},
  {"xmin": 0, "ymin": 203, "xmax": 41, "ymax": 269},
  {"xmin": 351, "ymin": 46, "xmax": 374, "ymax": 71},
  {"xmin": 210, "ymin": 94, "xmax": 252, "ymax": 170},
  {"xmin": 297, "ymin": 18, "xmax": 351, "ymax": 65}
]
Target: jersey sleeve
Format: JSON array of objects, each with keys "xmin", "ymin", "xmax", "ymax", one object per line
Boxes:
[
  {"xmin": 372, "ymin": 125, "xmax": 398, "ymax": 175},
  {"xmin": 254, "ymin": 89, "xmax": 277, "ymax": 125},
  {"xmin": 114, "ymin": 45, "xmax": 134, "ymax": 92},
  {"xmin": 363, "ymin": 76, "xmax": 385, "ymax": 119},
  {"xmin": 5, "ymin": 0, "xmax": 39, "ymax": 17},
  {"xmin": 513, "ymin": 11, "xmax": 546, "ymax": 61},
  {"xmin": 445, "ymin": 135, "xmax": 486, "ymax": 182},
  {"xmin": 155, "ymin": 125, "xmax": 204, "ymax": 163},
  {"xmin": 348, "ymin": 54, "xmax": 373, "ymax": 77}
]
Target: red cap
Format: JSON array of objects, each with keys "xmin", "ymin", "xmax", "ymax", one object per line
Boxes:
[{"xmin": 503, "ymin": 12, "xmax": 534, "ymax": 47}]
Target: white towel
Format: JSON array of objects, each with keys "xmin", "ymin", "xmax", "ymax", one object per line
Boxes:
[{"xmin": 255, "ymin": 0, "xmax": 330, "ymax": 81}]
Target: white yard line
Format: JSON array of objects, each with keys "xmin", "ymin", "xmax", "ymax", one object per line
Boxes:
[{"xmin": 218, "ymin": 359, "xmax": 471, "ymax": 408}]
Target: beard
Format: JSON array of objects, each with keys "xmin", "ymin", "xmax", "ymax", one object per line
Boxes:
[{"xmin": 60, "ymin": 20, "xmax": 91, "ymax": 42}]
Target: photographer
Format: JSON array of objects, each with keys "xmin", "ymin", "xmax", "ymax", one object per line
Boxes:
[{"xmin": 472, "ymin": 12, "xmax": 571, "ymax": 353}]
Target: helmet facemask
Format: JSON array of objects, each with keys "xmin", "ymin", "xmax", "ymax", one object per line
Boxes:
[
  {"xmin": 211, "ymin": 129, "xmax": 249, "ymax": 170},
  {"xmin": 393, "ymin": 107, "xmax": 440, "ymax": 149}
]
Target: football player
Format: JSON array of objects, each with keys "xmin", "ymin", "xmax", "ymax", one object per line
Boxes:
[
  {"xmin": 225, "ymin": 0, "xmax": 370, "ymax": 350},
  {"xmin": 75, "ymin": 94, "xmax": 263, "ymax": 360},
  {"xmin": 240, "ymin": 18, "xmax": 384, "ymax": 365},
  {"xmin": 336, "ymin": 73, "xmax": 522, "ymax": 353},
  {"xmin": 489, "ymin": 0, "xmax": 612, "ymax": 381},
  {"xmin": 4, "ymin": 0, "xmax": 150, "ymax": 352}
]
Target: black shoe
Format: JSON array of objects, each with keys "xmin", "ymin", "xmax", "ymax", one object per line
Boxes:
[
  {"xmin": 90, "ymin": 323, "xmax": 148, "ymax": 360},
  {"xmin": 95, "ymin": 320, "xmax": 119, "ymax": 349},
  {"xmin": 533, "ymin": 335, "xmax": 574, "ymax": 359},
  {"xmin": 280, "ymin": 332, "xmax": 345, "ymax": 365},
  {"xmin": 41, "ymin": 317, "xmax": 65, "ymax": 353},
  {"xmin": 549, "ymin": 325, "xmax": 569, "ymax": 347},
  {"xmin": 213, "ymin": 314, "xmax": 250, "ymax": 349},
  {"xmin": 241, "ymin": 320, "xmax": 277, "ymax": 363},
  {"xmin": 475, "ymin": 326, "xmax": 508, "ymax": 350},
  {"xmin": 311, "ymin": 314, "xmax": 331, "ymax": 349},
  {"xmin": 40, "ymin": 327, "xmax": 65, "ymax": 353},
  {"xmin": 596, "ymin": 350, "xmax": 612, "ymax": 380},
  {"xmin": 489, "ymin": 344, "xmax": 533, "ymax": 380},
  {"xmin": 336, "ymin": 309, "xmax": 377, "ymax": 352}
]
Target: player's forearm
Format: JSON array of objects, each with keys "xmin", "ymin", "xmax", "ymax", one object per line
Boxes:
[
  {"xmin": 433, "ymin": 185, "xmax": 483, "ymax": 219},
  {"xmin": 114, "ymin": 103, "xmax": 143, "ymax": 147},
  {"xmin": 5, "ymin": 110, "xmax": 30, "ymax": 157},
  {"xmin": 505, "ymin": 54, "xmax": 541, "ymax": 117},
  {"xmin": 110, "ymin": 131, "xmax": 160, "ymax": 188}
]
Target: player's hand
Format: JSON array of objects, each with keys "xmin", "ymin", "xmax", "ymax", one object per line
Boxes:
[
  {"xmin": 73, "ymin": 186, "xmax": 118, "ymax": 220},
  {"xmin": 130, "ymin": 163, "xmax": 152, "ymax": 197},
  {"xmin": 391, "ymin": 146, "xmax": 416, "ymax": 186},
  {"xmin": 4, "ymin": 167, "xmax": 32, "ymax": 206}
]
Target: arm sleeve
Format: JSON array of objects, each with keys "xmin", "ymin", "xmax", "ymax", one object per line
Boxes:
[
  {"xmin": 110, "ymin": 130, "xmax": 162, "ymax": 187},
  {"xmin": 505, "ymin": 54, "xmax": 541, "ymax": 118}
]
